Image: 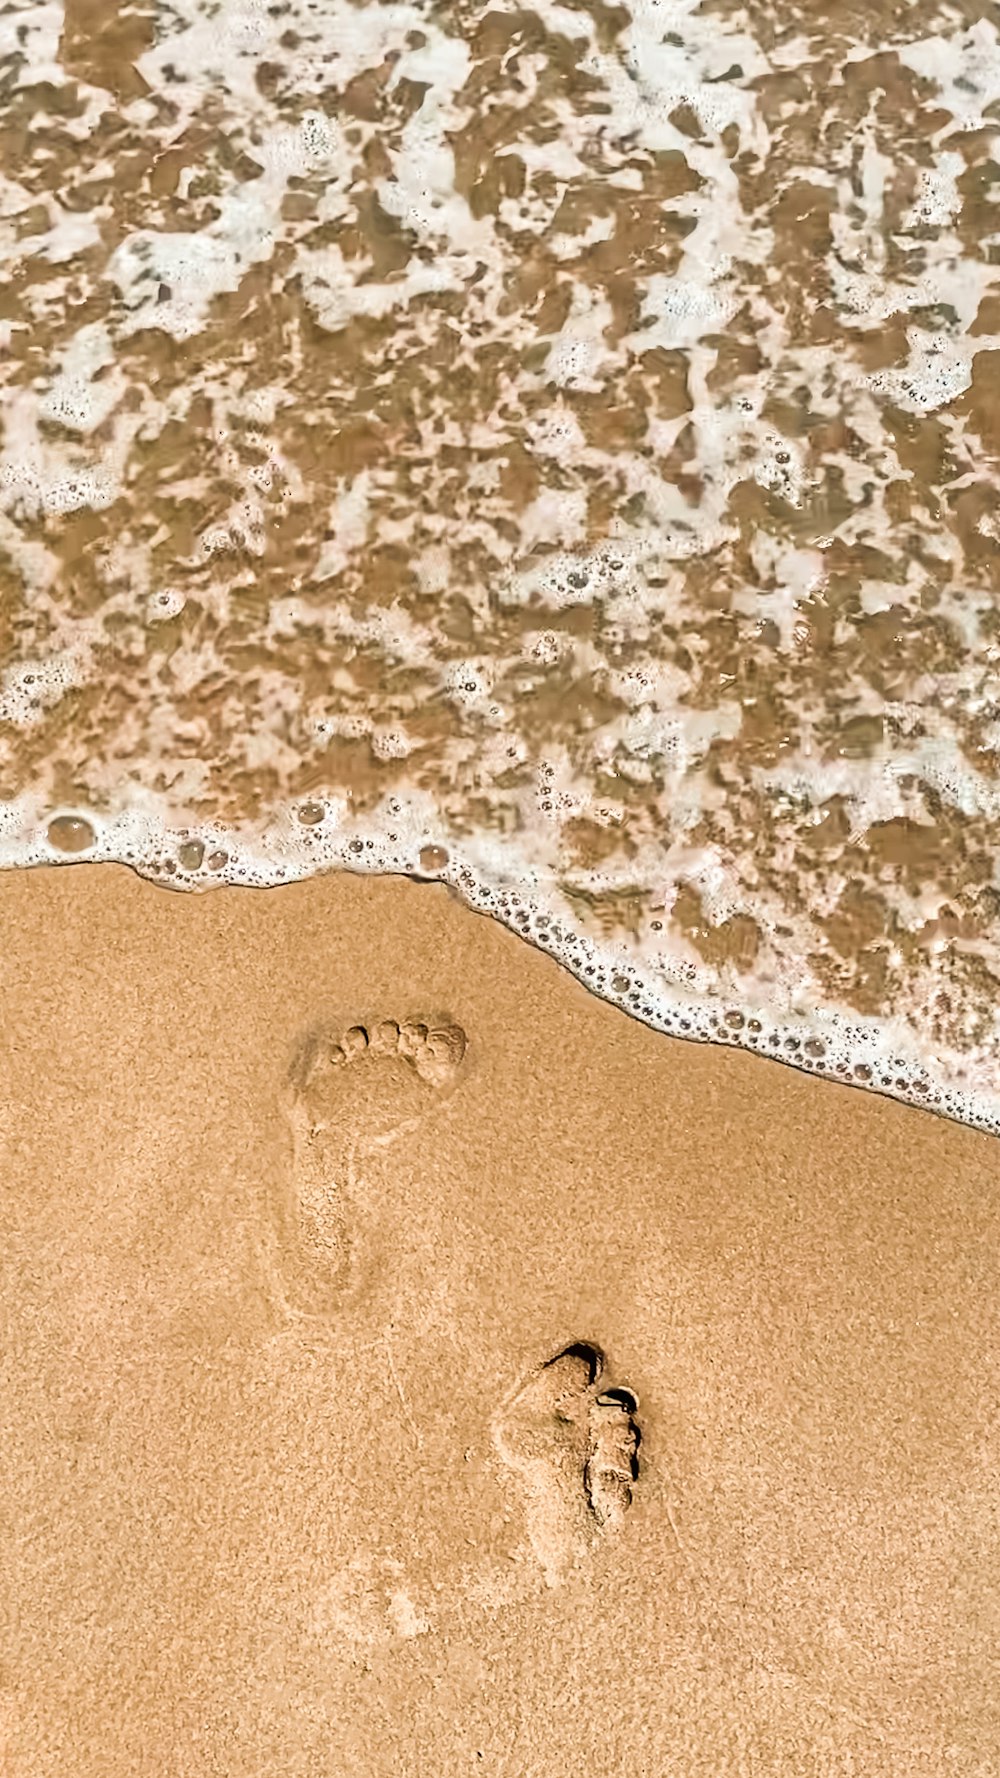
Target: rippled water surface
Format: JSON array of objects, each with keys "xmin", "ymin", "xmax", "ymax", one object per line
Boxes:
[{"xmin": 4, "ymin": 0, "xmax": 1000, "ymax": 1125}]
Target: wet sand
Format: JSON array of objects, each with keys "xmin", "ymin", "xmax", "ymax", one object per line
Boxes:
[{"xmin": 1, "ymin": 863, "xmax": 998, "ymax": 1776}]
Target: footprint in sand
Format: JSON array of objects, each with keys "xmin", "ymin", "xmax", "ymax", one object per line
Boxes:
[
  {"xmin": 492, "ymin": 1342, "xmax": 641, "ymax": 1584},
  {"xmin": 270, "ymin": 1017, "xmax": 467, "ymax": 1320}
]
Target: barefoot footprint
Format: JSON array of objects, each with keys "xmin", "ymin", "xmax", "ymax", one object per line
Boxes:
[
  {"xmin": 271, "ymin": 1017, "xmax": 467, "ymax": 1320},
  {"xmin": 493, "ymin": 1342, "xmax": 641, "ymax": 1584}
]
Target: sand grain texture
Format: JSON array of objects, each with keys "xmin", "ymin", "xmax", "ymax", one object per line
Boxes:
[{"xmin": 0, "ymin": 865, "xmax": 998, "ymax": 1776}]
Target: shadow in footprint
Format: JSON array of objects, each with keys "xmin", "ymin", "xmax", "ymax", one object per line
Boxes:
[
  {"xmin": 586, "ymin": 1386, "xmax": 641, "ymax": 1531},
  {"xmin": 493, "ymin": 1341, "xmax": 641, "ymax": 1584}
]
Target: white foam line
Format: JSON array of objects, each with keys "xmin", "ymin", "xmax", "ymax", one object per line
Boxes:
[{"xmin": 5, "ymin": 793, "xmax": 999, "ymax": 1138}]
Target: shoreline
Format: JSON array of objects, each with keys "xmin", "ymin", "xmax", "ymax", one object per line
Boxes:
[{"xmin": 1, "ymin": 841, "xmax": 995, "ymax": 1137}]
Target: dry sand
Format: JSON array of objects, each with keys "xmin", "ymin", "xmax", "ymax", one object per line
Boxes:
[{"xmin": 1, "ymin": 863, "xmax": 998, "ymax": 1776}]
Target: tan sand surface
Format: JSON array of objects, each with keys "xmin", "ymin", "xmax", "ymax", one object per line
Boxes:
[{"xmin": 0, "ymin": 864, "xmax": 998, "ymax": 1777}]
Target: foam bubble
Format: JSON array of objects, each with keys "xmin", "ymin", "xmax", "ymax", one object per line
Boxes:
[{"xmin": 46, "ymin": 815, "xmax": 96, "ymax": 854}]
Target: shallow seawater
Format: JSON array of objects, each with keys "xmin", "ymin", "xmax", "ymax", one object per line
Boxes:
[{"xmin": 3, "ymin": 0, "xmax": 1000, "ymax": 1127}]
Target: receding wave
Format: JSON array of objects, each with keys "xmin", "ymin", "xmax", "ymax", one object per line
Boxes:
[{"xmin": 3, "ymin": 0, "xmax": 1000, "ymax": 1131}]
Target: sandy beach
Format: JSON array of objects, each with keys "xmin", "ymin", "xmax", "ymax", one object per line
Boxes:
[
  {"xmin": 4, "ymin": 0, "xmax": 1000, "ymax": 1768},
  {"xmin": 0, "ymin": 862, "xmax": 997, "ymax": 1776}
]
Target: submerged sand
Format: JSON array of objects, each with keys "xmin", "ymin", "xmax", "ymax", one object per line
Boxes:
[{"xmin": 1, "ymin": 864, "xmax": 998, "ymax": 1776}]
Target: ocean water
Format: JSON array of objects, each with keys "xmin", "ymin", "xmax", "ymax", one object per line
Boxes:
[{"xmin": 3, "ymin": 0, "xmax": 1000, "ymax": 1128}]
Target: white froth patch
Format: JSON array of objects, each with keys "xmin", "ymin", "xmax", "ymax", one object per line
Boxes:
[
  {"xmin": 598, "ymin": 679, "xmax": 741, "ymax": 794},
  {"xmin": 370, "ymin": 727, "xmax": 417, "ymax": 762},
  {"xmin": 757, "ymin": 755, "xmax": 906, "ymax": 840},
  {"xmin": 584, "ymin": 0, "xmax": 768, "ymax": 152},
  {"xmin": 900, "ymin": 20, "xmax": 1000, "ymax": 131},
  {"xmin": 258, "ymin": 109, "xmax": 352, "ymax": 181},
  {"xmin": 523, "ymin": 630, "xmax": 571, "ymax": 668},
  {"xmin": 377, "ymin": 37, "xmax": 479, "ymax": 251},
  {"xmin": 518, "ymin": 489, "xmax": 588, "ymax": 553},
  {"xmin": 0, "ymin": 179, "xmax": 103, "ymax": 265},
  {"xmin": 544, "ymin": 289, "xmax": 619, "ymax": 391},
  {"xmin": 40, "ymin": 324, "xmax": 124, "ymax": 436},
  {"xmin": 524, "ymin": 404, "xmax": 587, "ymax": 465},
  {"xmin": 867, "ymin": 331, "xmax": 976, "ymax": 415},
  {"xmin": 633, "ymin": 274, "xmax": 739, "ymax": 351},
  {"xmin": 830, "ymin": 250, "xmax": 994, "ymax": 338},
  {"xmin": 742, "ymin": 538, "xmax": 826, "ymax": 653},
  {"xmin": 316, "ymin": 473, "xmax": 373, "ymax": 582},
  {"xmin": 904, "ymin": 154, "xmax": 965, "ymax": 230},
  {"xmin": 296, "ymin": 243, "xmax": 459, "ymax": 333},
  {"xmin": 412, "ymin": 544, "xmax": 452, "ymax": 597},
  {"xmin": 0, "ymin": 652, "xmax": 88, "ymax": 726},
  {"xmin": 444, "ymin": 659, "xmax": 498, "ymax": 716},
  {"xmin": 141, "ymin": 583, "xmax": 180, "ymax": 624},
  {"xmin": 322, "ymin": 601, "xmax": 437, "ymax": 672},
  {"xmin": 2, "ymin": 343, "xmax": 141, "ymax": 514},
  {"xmin": 0, "ymin": 446, "xmax": 118, "ymax": 517},
  {"xmin": 135, "ymin": 0, "xmax": 437, "ymax": 116},
  {"xmin": 1, "ymin": 2, "xmax": 81, "ymax": 94},
  {"xmin": 753, "ymin": 431, "xmax": 808, "ymax": 507},
  {"xmin": 108, "ymin": 187, "xmax": 279, "ymax": 341}
]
